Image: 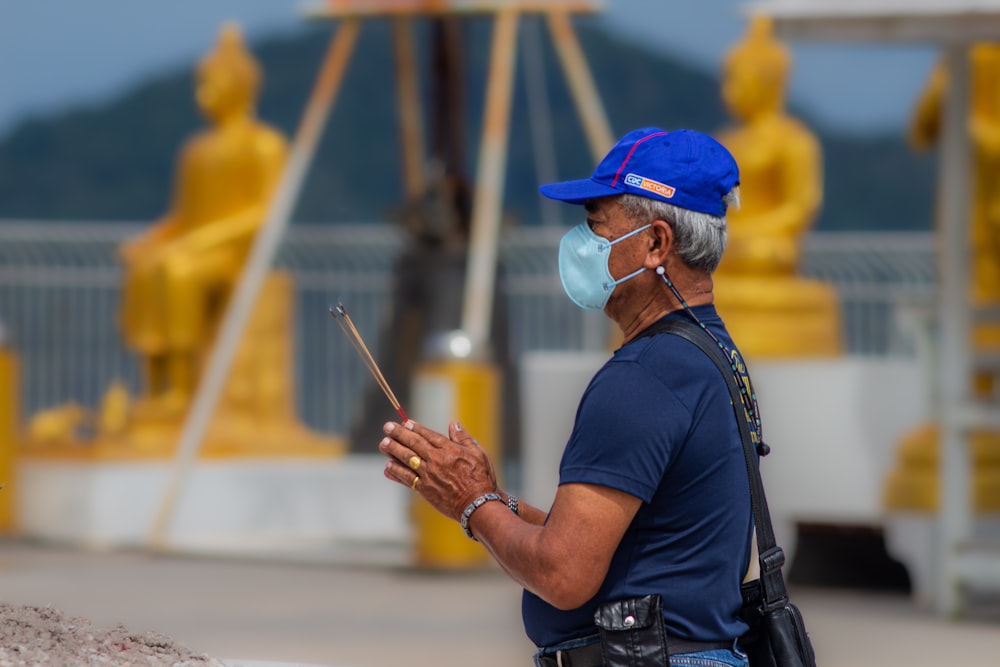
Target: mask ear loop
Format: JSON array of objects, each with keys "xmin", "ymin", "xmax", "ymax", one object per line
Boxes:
[
  {"xmin": 599, "ymin": 224, "xmax": 655, "ymax": 291},
  {"xmin": 603, "ymin": 267, "xmax": 646, "ymax": 292}
]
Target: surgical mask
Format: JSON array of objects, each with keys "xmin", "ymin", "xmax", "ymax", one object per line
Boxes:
[{"xmin": 558, "ymin": 222, "xmax": 651, "ymax": 310}]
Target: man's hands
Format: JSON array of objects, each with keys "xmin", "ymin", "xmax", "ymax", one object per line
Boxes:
[
  {"xmin": 380, "ymin": 420, "xmax": 643, "ymax": 609},
  {"xmin": 380, "ymin": 420, "xmax": 499, "ymax": 523}
]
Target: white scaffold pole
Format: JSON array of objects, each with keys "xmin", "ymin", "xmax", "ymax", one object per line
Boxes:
[
  {"xmin": 461, "ymin": 9, "xmax": 519, "ymax": 351},
  {"xmin": 935, "ymin": 43, "xmax": 974, "ymax": 616}
]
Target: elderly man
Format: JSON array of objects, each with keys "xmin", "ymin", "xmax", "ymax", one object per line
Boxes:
[{"xmin": 380, "ymin": 128, "xmax": 753, "ymax": 667}]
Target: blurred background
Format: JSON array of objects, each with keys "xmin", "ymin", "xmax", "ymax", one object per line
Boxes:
[
  {"xmin": 0, "ymin": 1, "xmax": 997, "ymax": 665},
  {"xmin": 0, "ymin": 0, "xmax": 938, "ymax": 226},
  {"xmin": 0, "ymin": 0, "xmax": 942, "ymax": 438}
]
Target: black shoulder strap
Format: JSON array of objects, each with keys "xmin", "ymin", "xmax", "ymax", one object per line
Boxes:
[{"xmin": 639, "ymin": 317, "xmax": 790, "ymax": 608}]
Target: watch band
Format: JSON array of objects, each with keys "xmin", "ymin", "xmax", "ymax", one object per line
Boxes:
[{"xmin": 506, "ymin": 493, "xmax": 520, "ymax": 516}]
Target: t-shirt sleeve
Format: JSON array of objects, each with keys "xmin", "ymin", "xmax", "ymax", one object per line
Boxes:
[{"xmin": 558, "ymin": 358, "xmax": 692, "ymax": 503}]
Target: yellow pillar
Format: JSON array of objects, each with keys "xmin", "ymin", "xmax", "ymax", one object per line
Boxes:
[
  {"xmin": 410, "ymin": 341, "xmax": 500, "ymax": 569},
  {"xmin": 0, "ymin": 342, "xmax": 19, "ymax": 531}
]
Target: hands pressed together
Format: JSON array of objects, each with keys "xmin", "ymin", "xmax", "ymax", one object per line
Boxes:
[
  {"xmin": 379, "ymin": 420, "xmax": 500, "ymax": 524},
  {"xmin": 380, "ymin": 419, "xmax": 635, "ymax": 608}
]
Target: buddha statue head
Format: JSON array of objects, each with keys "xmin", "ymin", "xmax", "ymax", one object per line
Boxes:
[
  {"xmin": 722, "ymin": 16, "xmax": 791, "ymax": 122},
  {"xmin": 195, "ymin": 23, "xmax": 262, "ymax": 124}
]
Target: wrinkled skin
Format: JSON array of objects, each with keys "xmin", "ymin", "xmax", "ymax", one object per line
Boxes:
[{"xmin": 380, "ymin": 420, "xmax": 497, "ymax": 522}]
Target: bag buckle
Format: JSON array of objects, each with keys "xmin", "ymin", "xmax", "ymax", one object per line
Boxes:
[{"xmin": 760, "ymin": 546, "xmax": 785, "ymax": 574}]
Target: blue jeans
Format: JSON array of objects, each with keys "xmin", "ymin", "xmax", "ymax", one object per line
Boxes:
[
  {"xmin": 671, "ymin": 643, "xmax": 749, "ymax": 667},
  {"xmin": 532, "ymin": 637, "xmax": 749, "ymax": 667}
]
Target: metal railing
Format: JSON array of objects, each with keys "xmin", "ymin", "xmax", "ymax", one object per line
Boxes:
[{"xmin": 0, "ymin": 221, "xmax": 936, "ymax": 436}]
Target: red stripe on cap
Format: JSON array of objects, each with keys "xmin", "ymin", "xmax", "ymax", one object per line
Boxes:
[{"xmin": 610, "ymin": 131, "xmax": 671, "ymax": 187}]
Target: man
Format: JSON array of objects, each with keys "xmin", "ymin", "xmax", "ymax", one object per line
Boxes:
[{"xmin": 380, "ymin": 128, "xmax": 753, "ymax": 667}]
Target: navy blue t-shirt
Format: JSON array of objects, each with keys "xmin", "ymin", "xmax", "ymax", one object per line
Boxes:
[{"xmin": 522, "ymin": 305, "xmax": 753, "ymax": 648}]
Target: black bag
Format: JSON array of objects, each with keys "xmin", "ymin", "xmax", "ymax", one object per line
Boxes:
[
  {"xmin": 739, "ymin": 579, "xmax": 816, "ymax": 667},
  {"xmin": 651, "ymin": 319, "xmax": 817, "ymax": 667},
  {"xmin": 594, "ymin": 594, "xmax": 670, "ymax": 667}
]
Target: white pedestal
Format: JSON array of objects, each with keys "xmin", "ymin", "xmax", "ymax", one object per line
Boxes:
[
  {"xmin": 519, "ymin": 353, "xmax": 928, "ymax": 567},
  {"xmin": 750, "ymin": 357, "xmax": 929, "ymax": 560},
  {"xmin": 16, "ymin": 455, "xmax": 410, "ymax": 553},
  {"xmin": 519, "ymin": 351, "xmax": 609, "ymax": 511}
]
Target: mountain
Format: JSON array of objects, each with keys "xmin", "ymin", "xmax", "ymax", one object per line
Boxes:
[{"xmin": 0, "ymin": 17, "xmax": 935, "ymax": 231}]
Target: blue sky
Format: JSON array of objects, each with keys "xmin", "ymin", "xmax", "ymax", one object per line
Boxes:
[{"xmin": 0, "ymin": 0, "xmax": 938, "ymax": 137}]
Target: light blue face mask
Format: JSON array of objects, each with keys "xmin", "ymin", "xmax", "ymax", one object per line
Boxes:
[{"xmin": 557, "ymin": 222, "xmax": 651, "ymax": 310}]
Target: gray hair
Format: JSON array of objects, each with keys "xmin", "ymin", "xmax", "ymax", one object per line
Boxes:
[{"xmin": 617, "ymin": 187, "xmax": 740, "ymax": 273}]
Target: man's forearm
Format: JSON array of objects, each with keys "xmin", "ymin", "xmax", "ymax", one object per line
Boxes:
[
  {"xmin": 500, "ymin": 490, "xmax": 547, "ymax": 526},
  {"xmin": 466, "ymin": 484, "xmax": 633, "ymax": 611},
  {"xmin": 466, "ymin": 501, "xmax": 569, "ymax": 605}
]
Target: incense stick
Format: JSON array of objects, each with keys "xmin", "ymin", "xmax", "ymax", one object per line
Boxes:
[{"xmin": 329, "ymin": 302, "xmax": 409, "ymax": 423}]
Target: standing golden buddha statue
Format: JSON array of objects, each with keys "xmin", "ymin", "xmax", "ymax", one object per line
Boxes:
[
  {"xmin": 910, "ymin": 44, "xmax": 1000, "ymax": 365},
  {"xmin": 884, "ymin": 44, "xmax": 1000, "ymax": 514},
  {"xmin": 712, "ymin": 16, "xmax": 842, "ymax": 358}
]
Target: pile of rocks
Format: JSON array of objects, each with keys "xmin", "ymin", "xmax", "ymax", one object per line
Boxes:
[{"xmin": 0, "ymin": 602, "xmax": 229, "ymax": 666}]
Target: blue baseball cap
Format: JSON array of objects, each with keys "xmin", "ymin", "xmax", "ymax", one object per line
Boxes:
[{"xmin": 539, "ymin": 127, "xmax": 740, "ymax": 217}]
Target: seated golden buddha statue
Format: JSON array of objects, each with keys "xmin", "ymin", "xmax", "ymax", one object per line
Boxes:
[
  {"xmin": 712, "ymin": 16, "xmax": 842, "ymax": 358},
  {"xmin": 885, "ymin": 43, "xmax": 1000, "ymax": 514},
  {"xmin": 23, "ymin": 24, "xmax": 342, "ymax": 457},
  {"xmin": 119, "ymin": 23, "xmax": 287, "ymax": 416}
]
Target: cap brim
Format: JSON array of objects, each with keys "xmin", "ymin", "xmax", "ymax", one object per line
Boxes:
[{"xmin": 539, "ymin": 178, "xmax": 620, "ymax": 204}]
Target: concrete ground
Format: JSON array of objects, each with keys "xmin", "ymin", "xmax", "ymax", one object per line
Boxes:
[{"xmin": 0, "ymin": 540, "xmax": 997, "ymax": 667}]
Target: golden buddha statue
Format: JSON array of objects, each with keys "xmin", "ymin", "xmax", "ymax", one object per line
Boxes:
[
  {"xmin": 119, "ymin": 23, "xmax": 287, "ymax": 415},
  {"xmin": 885, "ymin": 44, "xmax": 1000, "ymax": 514},
  {"xmin": 911, "ymin": 44, "xmax": 1000, "ymax": 359},
  {"xmin": 712, "ymin": 16, "xmax": 842, "ymax": 358},
  {"xmin": 21, "ymin": 23, "xmax": 344, "ymax": 458}
]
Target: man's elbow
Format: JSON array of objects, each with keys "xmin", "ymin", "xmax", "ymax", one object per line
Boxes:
[{"xmin": 539, "ymin": 573, "xmax": 602, "ymax": 611}]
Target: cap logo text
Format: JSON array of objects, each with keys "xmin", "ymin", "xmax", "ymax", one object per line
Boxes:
[{"xmin": 624, "ymin": 173, "xmax": 675, "ymax": 199}]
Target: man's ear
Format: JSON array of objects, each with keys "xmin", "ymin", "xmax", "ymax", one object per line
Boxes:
[{"xmin": 644, "ymin": 219, "xmax": 673, "ymax": 269}]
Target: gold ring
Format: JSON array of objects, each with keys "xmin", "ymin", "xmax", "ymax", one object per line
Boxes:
[
  {"xmin": 411, "ymin": 476, "xmax": 420, "ymax": 490},
  {"xmin": 407, "ymin": 455, "xmax": 421, "ymax": 472}
]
